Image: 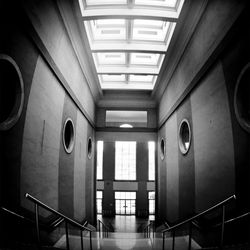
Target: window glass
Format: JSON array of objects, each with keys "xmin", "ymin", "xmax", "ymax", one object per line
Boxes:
[
  {"xmin": 148, "ymin": 141, "xmax": 155, "ymax": 180},
  {"xmin": 97, "ymin": 141, "xmax": 103, "ymax": 179},
  {"xmin": 115, "ymin": 141, "xmax": 136, "ymax": 180}
]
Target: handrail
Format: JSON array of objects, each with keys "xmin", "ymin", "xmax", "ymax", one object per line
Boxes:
[
  {"xmin": 161, "ymin": 195, "xmax": 236, "ymax": 250},
  {"xmin": 1, "ymin": 206, "xmax": 34, "ymax": 224},
  {"xmin": 26, "ymin": 193, "xmax": 92, "ymax": 232},
  {"xmin": 25, "ymin": 193, "xmax": 93, "ymax": 250},
  {"xmin": 143, "ymin": 221, "xmax": 155, "ymax": 238},
  {"xmin": 212, "ymin": 211, "xmax": 250, "ymax": 228},
  {"xmin": 162, "ymin": 195, "xmax": 236, "ymax": 233},
  {"xmin": 1, "ymin": 206, "xmax": 69, "ymax": 231},
  {"xmin": 98, "ymin": 219, "xmax": 109, "ymax": 238}
]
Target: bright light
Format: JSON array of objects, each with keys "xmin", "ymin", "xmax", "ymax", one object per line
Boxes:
[{"xmin": 120, "ymin": 124, "xmax": 133, "ymax": 128}]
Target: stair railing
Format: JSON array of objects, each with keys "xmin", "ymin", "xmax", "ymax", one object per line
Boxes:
[
  {"xmin": 161, "ymin": 195, "xmax": 236, "ymax": 250},
  {"xmin": 98, "ymin": 219, "xmax": 109, "ymax": 238},
  {"xmin": 143, "ymin": 221, "xmax": 155, "ymax": 238},
  {"xmin": 25, "ymin": 193, "xmax": 93, "ymax": 250}
]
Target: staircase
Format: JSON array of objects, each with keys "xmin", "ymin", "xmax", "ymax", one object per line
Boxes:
[
  {"xmin": 52, "ymin": 231, "xmax": 201, "ymax": 250},
  {"xmin": 1, "ymin": 194, "xmax": 250, "ymax": 250}
]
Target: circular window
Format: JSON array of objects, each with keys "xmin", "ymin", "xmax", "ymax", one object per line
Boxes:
[
  {"xmin": 0, "ymin": 54, "xmax": 24, "ymax": 131},
  {"xmin": 63, "ymin": 118, "xmax": 75, "ymax": 153},
  {"xmin": 87, "ymin": 137, "xmax": 93, "ymax": 159},
  {"xmin": 160, "ymin": 138, "xmax": 165, "ymax": 160},
  {"xmin": 234, "ymin": 63, "xmax": 250, "ymax": 132},
  {"xmin": 178, "ymin": 119, "xmax": 191, "ymax": 155}
]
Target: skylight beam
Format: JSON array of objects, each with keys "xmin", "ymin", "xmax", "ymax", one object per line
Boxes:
[
  {"xmin": 96, "ymin": 66, "xmax": 159, "ymax": 75},
  {"xmin": 91, "ymin": 43, "xmax": 168, "ymax": 53},
  {"xmin": 81, "ymin": 9, "xmax": 178, "ymax": 22}
]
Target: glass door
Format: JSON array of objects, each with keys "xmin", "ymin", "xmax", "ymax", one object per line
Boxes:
[{"xmin": 115, "ymin": 192, "xmax": 136, "ymax": 215}]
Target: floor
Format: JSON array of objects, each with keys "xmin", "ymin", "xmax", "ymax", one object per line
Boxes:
[
  {"xmin": 97, "ymin": 214, "xmax": 155, "ymax": 233},
  {"xmin": 54, "ymin": 215, "xmax": 201, "ymax": 249}
]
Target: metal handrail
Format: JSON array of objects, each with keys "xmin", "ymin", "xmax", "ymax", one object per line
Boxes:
[
  {"xmin": 1, "ymin": 206, "xmax": 33, "ymax": 223},
  {"xmin": 161, "ymin": 195, "xmax": 236, "ymax": 250},
  {"xmin": 1, "ymin": 206, "xmax": 68, "ymax": 231},
  {"xmin": 212, "ymin": 211, "xmax": 250, "ymax": 228},
  {"xmin": 144, "ymin": 221, "xmax": 155, "ymax": 238},
  {"xmin": 98, "ymin": 219, "xmax": 109, "ymax": 238},
  {"xmin": 25, "ymin": 193, "xmax": 93, "ymax": 250}
]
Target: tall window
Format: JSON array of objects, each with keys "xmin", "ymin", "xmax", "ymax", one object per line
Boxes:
[
  {"xmin": 148, "ymin": 141, "xmax": 155, "ymax": 180},
  {"xmin": 115, "ymin": 141, "xmax": 136, "ymax": 180},
  {"xmin": 148, "ymin": 191, "xmax": 155, "ymax": 215},
  {"xmin": 96, "ymin": 191, "xmax": 103, "ymax": 214},
  {"xmin": 96, "ymin": 141, "xmax": 103, "ymax": 180}
]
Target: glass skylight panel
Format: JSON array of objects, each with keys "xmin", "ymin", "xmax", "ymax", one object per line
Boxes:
[
  {"xmin": 89, "ymin": 19, "xmax": 126, "ymax": 40},
  {"xmin": 80, "ymin": 0, "xmax": 185, "ymax": 91},
  {"xmin": 95, "ymin": 53, "xmax": 126, "ymax": 65},
  {"xmin": 86, "ymin": 0, "xmax": 127, "ymax": 6},
  {"xmin": 130, "ymin": 53, "xmax": 163, "ymax": 66},
  {"xmin": 101, "ymin": 83, "xmax": 154, "ymax": 90},
  {"xmin": 134, "ymin": 0, "xmax": 178, "ymax": 8},
  {"xmin": 133, "ymin": 20, "xmax": 170, "ymax": 42},
  {"xmin": 95, "ymin": 19, "xmax": 125, "ymax": 27},
  {"xmin": 101, "ymin": 74, "xmax": 126, "ymax": 82},
  {"xmin": 129, "ymin": 75, "xmax": 154, "ymax": 82}
]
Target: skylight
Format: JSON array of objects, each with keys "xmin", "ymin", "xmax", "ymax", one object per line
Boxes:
[{"xmin": 79, "ymin": 0, "xmax": 185, "ymax": 90}]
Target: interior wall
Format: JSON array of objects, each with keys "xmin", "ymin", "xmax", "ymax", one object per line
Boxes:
[
  {"xmin": 157, "ymin": 0, "xmax": 249, "ymax": 222},
  {"xmin": 0, "ymin": 1, "xmax": 96, "ymax": 226}
]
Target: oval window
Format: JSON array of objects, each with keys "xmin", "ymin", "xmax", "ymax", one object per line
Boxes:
[
  {"xmin": 234, "ymin": 63, "xmax": 250, "ymax": 132},
  {"xmin": 87, "ymin": 137, "xmax": 93, "ymax": 159},
  {"xmin": 160, "ymin": 138, "xmax": 165, "ymax": 160},
  {"xmin": 63, "ymin": 118, "xmax": 75, "ymax": 154},
  {"xmin": 0, "ymin": 54, "xmax": 24, "ymax": 130},
  {"xmin": 179, "ymin": 119, "xmax": 191, "ymax": 155}
]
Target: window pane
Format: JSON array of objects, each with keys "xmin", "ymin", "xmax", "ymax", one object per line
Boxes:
[
  {"xmin": 148, "ymin": 141, "xmax": 155, "ymax": 180},
  {"xmin": 148, "ymin": 191, "xmax": 155, "ymax": 214},
  {"xmin": 97, "ymin": 191, "xmax": 103, "ymax": 198},
  {"xmin": 134, "ymin": 0, "xmax": 177, "ymax": 8},
  {"xmin": 133, "ymin": 20, "xmax": 170, "ymax": 42},
  {"xmin": 95, "ymin": 53, "xmax": 126, "ymax": 65},
  {"xmin": 115, "ymin": 141, "xmax": 136, "ymax": 180},
  {"xmin": 97, "ymin": 141, "xmax": 103, "ymax": 180}
]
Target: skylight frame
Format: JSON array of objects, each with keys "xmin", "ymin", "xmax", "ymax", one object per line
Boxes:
[{"xmin": 79, "ymin": 0, "xmax": 185, "ymax": 91}]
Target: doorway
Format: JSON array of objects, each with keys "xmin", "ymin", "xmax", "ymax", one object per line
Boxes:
[{"xmin": 115, "ymin": 192, "xmax": 136, "ymax": 215}]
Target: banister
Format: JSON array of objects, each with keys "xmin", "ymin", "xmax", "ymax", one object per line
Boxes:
[
  {"xmin": 212, "ymin": 211, "xmax": 250, "ymax": 228},
  {"xmin": 161, "ymin": 195, "xmax": 236, "ymax": 250},
  {"xmin": 25, "ymin": 193, "xmax": 92, "ymax": 232},
  {"xmin": 1, "ymin": 206, "xmax": 34, "ymax": 224},
  {"xmin": 98, "ymin": 219, "xmax": 109, "ymax": 238},
  {"xmin": 25, "ymin": 193, "xmax": 93, "ymax": 250},
  {"xmin": 143, "ymin": 220, "xmax": 155, "ymax": 238},
  {"xmin": 162, "ymin": 195, "xmax": 236, "ymax": 233}
]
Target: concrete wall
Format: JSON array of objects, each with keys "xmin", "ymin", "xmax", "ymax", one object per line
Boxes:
[
  {"xmin": 157, "ymin": 1, "xmax": 249, "ymax": 222},
  {"xmin": 96, "ymin": 132, "xmax": 156, "ymax": 217},
  {"xmin": 0, "ymin": 1, "xmax": 96, "ymax": 227}
]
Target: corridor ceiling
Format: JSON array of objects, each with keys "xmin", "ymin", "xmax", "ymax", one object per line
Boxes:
[{"xmin": 78, "ymin": 0, "xmax": 185, "ymax": 91}]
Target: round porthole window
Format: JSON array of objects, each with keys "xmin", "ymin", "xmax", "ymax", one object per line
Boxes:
[
  {"xmin": 179, "ymin": 119, "xmax": 191, "ymax": 155},
  {"xmin": 0, "ymin": 54, "xmax": 24, "ymax": 131},
  {"xmin": 160, "ymin": 138, "xmax": 165, "ymax": 160},
  {"xmin": 87, "ymin": 137, "xmax": 93, "ymax": 159},
  {"xmin": 63, "ymin": 118, "xmax": 75, "ymax": 154},
  {"xmin": 234, "ymin": 63, "xmax": 250, "ymax": 133}
]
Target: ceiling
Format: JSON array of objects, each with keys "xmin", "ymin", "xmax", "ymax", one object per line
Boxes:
[{"xmin": 78, "ymin": 0, "xmax": 185, "ymax": 92}]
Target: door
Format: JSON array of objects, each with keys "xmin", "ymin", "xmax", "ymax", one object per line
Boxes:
[{"xmin": 115, "ymin": 192, "xmax": 136, "ymax": 215}]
